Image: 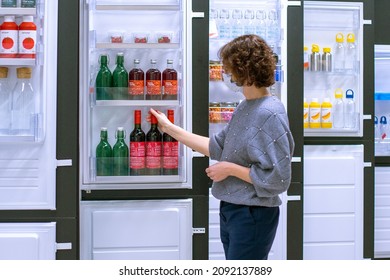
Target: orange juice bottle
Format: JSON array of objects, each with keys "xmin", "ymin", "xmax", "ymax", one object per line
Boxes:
[
  {"xmin": 303, "ymin": 98, "xmax": 309, "ymax": 128},
  {"xmin": 321, "ymin": 97, "xmax": 333, "ymax": 128},
  {"xmin": 309, "ymin": 98, "xmax": 321, "ymax": 128}
]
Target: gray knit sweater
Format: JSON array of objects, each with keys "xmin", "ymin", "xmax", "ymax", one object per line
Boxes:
[{"xmin": 209, "ymin": 96, "xmax": 295, "ymax": 207}]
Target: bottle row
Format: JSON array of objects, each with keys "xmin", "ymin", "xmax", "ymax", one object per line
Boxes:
[
  {"xmin": 209, "ymin": 7, "xmax": 280, "ymax": 43},
  {"xmin": 95, "ymin": 53, "xmax": 178, "ymax": 101},
  {"xmin": 96, "ymin": 109, "xmax": 179, "ymax": 177},
  {"xmin": 375, "ymin": 115, "xmax": 389, "ymax": 143},
  {"xmin": 209, "ymin": 101, "xmax": 238, "ymax": 123},
  {"xmin": 304, "ymin": 89, "xmax": 356, "ymax": 129},
  {"xmin": 304, "ymin": 33, "xmax": 357, "ymax": 73},
  {"xmin": 0, "ymin": 66, "xmax": 36, "ymax": 135},
  {"xmin": 1, "ymin": 0, "xmax": 35, "ymax": 8},
  {"xmin": 0, "ymin": 15, "xmax": 36, "ymax": 58}
]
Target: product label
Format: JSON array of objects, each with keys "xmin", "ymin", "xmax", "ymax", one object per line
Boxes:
[
  {"xmin": 130, "ymin": 142, "xmax": 145, "ymax": 169},
  {"xmin": 321, "ymin": 108, "xmax": 332, "ymax": 123},
  {"xmin": 129, "ymin": 80, "xmax": 144, "ymax": 95},
  {"xmin": 19, "ymin": 30, "xmax": 36, "ymax": 54},
  {"xmin": 146, "ymin": 141, "xmax": 162, "ymax": 169},
  {"xmin": 21, "ymin": 0, "xmax": 36, "ymax": 7},
  {"xmin": 303, "ymin": 107, "xmax": 309, "ymax": 125},
  {"xmin": 309, "ymin": 108, "xmax": 321, "ymax": 123},
  {"xmin": 0, "ymin": 30, "xmax": 18, "ymax": 54},
  {"xmin": 163, "ymin": 80, "xmax": 178, "ymax": 95},
  {"xmin": 1, "ymin": 0, "xmax": 17, "ymax": 7},
  {"xmin": 146, "ymin": 80, "xmax": 161, "ymax": 95},
  {"xmin": 163, "ymin": 142, "xmax": 178, "ymax": 169}
]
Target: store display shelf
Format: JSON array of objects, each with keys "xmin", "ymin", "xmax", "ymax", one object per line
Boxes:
[
  {"xmin": 374, "ymin": 92, "xmax": 390, "ymax": 100},
  {"xmin": 95, "ymin": 43, "xmax": 179, "ymax": 49},
  {"xmin": 95, "ymin": 4, "xmax": 180, "ymax": 11},
  {"xmin": 0, "ymin": 58, "xmax": 35, "ymax": 66},
  {"xmin": 0, "ymin": 135, "xmax": 38, "ymax": 143},
  {"xmin": 0, "ymin": 7, "xmax": 36, "ymax": 15}
]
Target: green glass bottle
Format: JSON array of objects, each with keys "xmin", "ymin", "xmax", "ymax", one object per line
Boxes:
[
  {"xmin": 96, "ymin": 127, "xmax": 112, "ymax": 176},
  {"xmin": 112, "ymin": 52, "xmax": 129, "ymax": 100},
  {"xmin": 113, "ymin": 127, "xmax": 129, "ymax": 176},
  {"xmin": 96, "ymin": 54, "xmax": 112, "ymax": 100}
]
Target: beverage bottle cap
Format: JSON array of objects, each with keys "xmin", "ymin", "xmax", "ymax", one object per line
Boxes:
[
  {"xmin": 336, "ymin": 33, "xmax": 344, "ymax": 43},
  {"xmin": 101, "ymin": 127, "xmax": 107, "ymax": 131},
  {"xmin": 311, "ymin": 97, "xmax": 319, "ymax": 102},
  {"xmin": 4, "ymin": 16, "xmax": 15, "ymax": 22},
  {"xmin": 323, "ymin": 47, "xmax": 331, "ymax": 53},
  {"xmin": 312, "ymin": 44, "xmax": 320, "ymax": 53},
  {"xmin": 151, "ymin": 114, "xmax": 158, "ymax": 124},
  {"xmin": 380, "ymin": 116, "xmax": 387, "ymax": 125},
  {"xmin": 346, "ymin": 89, "xmax": 354, "ymax": 99},
  {"xmin": 0, "ymin": 67, "xmax": 8, "ymax": 78},
  {"xmin": 17, "ymin": 67, "xmax": 32, "ymax": 79},
  {"xmin": 167, "ymin": 109, "xmax": 174, "ymax": 123},
  {"xmin": 22, "ymin": 16, "xmax": 34, "ymax": 22},
  {"xmin": 335, "ymin": 88, "xmax": 343, "ymax": 98},
  {"xmin": 323, "ymin": 97, "xmax": 331, "ymax": 103},
  {"xmin": 374, "ymin": 116, "xmax": 378, "ymax": 125},
  {"xmin": 347, "ymin": 33, "xmax": 355, "ymax": 43}
]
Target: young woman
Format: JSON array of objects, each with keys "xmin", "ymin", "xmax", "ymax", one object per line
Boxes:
[{"xmin": 149, "ymin": 34, "xmax": 295, "ymax": 260}]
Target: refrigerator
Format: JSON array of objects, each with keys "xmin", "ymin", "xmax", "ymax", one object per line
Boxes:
[
  {"xmin": 302, "ymin": 0, "xmax": 374, "ymax": 260},
  {"xmin": 79, "ymin": 0, "xmax": 210, "ymax": 260},
  {"xmin": 0, "ymin": 0, "xmax": 76, "ymax": 260},
  {"xmin": 373, "ymin": 44, "xmax": 390, "ymax": 259},
  {"xmin": 206, "ymin": 0, "xmax": 306, "ymax": 260}
]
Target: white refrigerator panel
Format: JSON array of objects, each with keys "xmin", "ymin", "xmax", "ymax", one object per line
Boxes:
[
  {"xmin": 374, "ymin": 167, "xmax": 390, "ymax": 258},
  {"xmin": 80, "ymin": 199, "xmax": 193, "ymax": 260},
  {"xmin": 0, "ymin": 0, "xmax": 58, "ymax": 210},
  {"xmin": 303, "ymin": 145, "xmax": 364, "ymax": 260},
  {"xmin": 0, "ymin": 222, "xmax": 56, "ymax": 260}
]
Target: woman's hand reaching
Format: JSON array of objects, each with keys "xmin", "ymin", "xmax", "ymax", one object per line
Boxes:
[{"xmin": 148, "ymin": 108, "xmax": 171, "ymax": 133}]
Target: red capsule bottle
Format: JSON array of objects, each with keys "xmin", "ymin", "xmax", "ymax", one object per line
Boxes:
[
  {"xmin": 0, "ymin": 16, "xmax": 18, "ymax": 58},
  {"xmin": 18, "ymin": 16, "xmax": 37, "ymax": 58}
]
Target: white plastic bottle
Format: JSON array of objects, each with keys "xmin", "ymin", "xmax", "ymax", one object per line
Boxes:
[
  {"xmin": 231, "ymin": 9, "xmax": 243, "ymax": 38},
  {"xmin": 218, "ymin": 9, "xmax": 231, "ymax": 40},
  {"xmin": 0, "ymin": 67, "xmax": 11, "ymax": 134},
  {"xmin": 333, "ymin": 88, "xmax": 344, "ymax": 128},
  {"xmin": 243, "ymin": 9, "xmax": 256, "ymax": 35},
  {"xmin": 344, "ymin": 89, "xmax": 355, "ymax": 129},
  {"xmin": 267, "ymin": 9, "xmax": 280, "ymax": 45},
  {"xmin": 345, "ymin": 33, "xmax": 357, "ymax": 73},
  {"xmin": 379, "ymin": 116, "xmax": 388, "ymax": 142},
  {"xmin": 333, "ymin": 33, "xmax": 345, "ymax": 72},
  {"xmin": 11, "ymin": 67, "xmax": 35, "ymax": 135},
  {"xmin": 255, "ymin": 10, "xmax": 267, "ymax": 39}
]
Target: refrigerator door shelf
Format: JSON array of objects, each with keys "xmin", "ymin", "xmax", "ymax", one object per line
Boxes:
[
  {"xmin": 0, "ymin": 7, "xmax": 36, "ymax": 15},
  {"xmin": 0, "ymin": 113, "xmax": 44, "ymax": 143},
  {"xmin": 95, "ymin": 43, "xmax": 180, "ymax": 49},
  {"xmin": 0, "ymin": 58, "xmax": 36, "ymax": 66},
  {"xmin": 94, "ymin": 100, "xmax": 180, "ymax": 107}
]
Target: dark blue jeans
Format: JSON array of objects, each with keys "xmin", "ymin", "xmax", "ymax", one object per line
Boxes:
[{"xmin": 219, "ymin": 201, "xmax": 279, "ymax": 260}]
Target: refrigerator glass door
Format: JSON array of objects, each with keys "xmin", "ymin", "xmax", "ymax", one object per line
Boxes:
[
  {"xmin": 80, "ymin": 0, "xmax": 192, "ymax": 190},
  {"xmin": 374, "ymin": 45, "xmax": 390, "ymax": 156},
  {"xmin": 0, "ymin": 0, "xmax": 58, "ymax": 210},
  {"xmin": 304, "ymin": 1, "xmax": 364, "ymax": 137}
]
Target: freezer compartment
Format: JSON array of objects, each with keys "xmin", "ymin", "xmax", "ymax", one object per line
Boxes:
[
  {"xmin": 80, "ymin": 199, "xmax": 193, "ymax": 260},
  {"xmin": 0, "ymin": 222, "xmax": 56, "ymax": 260},
  {"xmin": 304, "ymin": 2, "xmax": 363, "ymax": 137}
]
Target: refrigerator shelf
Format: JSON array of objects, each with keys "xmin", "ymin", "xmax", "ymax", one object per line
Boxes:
[
  {"xmin": 95, "ymin": 43, "xmax": 180, "ymax": 49},
  {"xmin": 0, "ymin": 58, "xmax": 35, "ymax": 66},
  {"xmin": 0, "ymin": 8, "xmax": 36, "ymax": 15},
  {"xmin": 95, "ymin": 5, "xmax": 180, "ymax": 11},
  {"xmin": 93, "ymin": 174, "xmax": 182, "ymax": 184},
  {"xmin": 375, "ymin": 92, "xmax": 390, "ymax": 100},
  {"xmin": 94, "ymin": 100, "xmax": 180, "ymax": 107},
  {"xmin": 0, "ymin": 135, "xmax": 36, "ymax": 142}
]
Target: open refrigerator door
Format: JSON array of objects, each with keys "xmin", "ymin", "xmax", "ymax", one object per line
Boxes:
[
  {"xmin": 80, "ymin": 0, "xmax": 192, "ymax": 190},
  {"xmin": 304, "ymin": 1, "xmax": 364, "ymax": 137}
]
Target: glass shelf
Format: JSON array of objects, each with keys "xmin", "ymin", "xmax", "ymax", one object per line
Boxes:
[
  {"xmin": 95, "ymin": 4, "xmax": 180, "ymax": 11},
  {"xmin": 0, "ymin": 58, "xmax": 35, "ymax": 66},
  {"xmin": 0, "ymin": 7, "xmax": 36, "ymax": 15},
  {"xmin": 95, "ymin": 43, "xmax": 180, "ymax": 49},
  {"xmin": 94, "ymin": 100, "xmax": 180, "ymax": 107}
]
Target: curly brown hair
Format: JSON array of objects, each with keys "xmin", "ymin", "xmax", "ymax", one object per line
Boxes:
[{"xmin": 218, "ymin": 35, "xmax": 276, "ymax": 88}]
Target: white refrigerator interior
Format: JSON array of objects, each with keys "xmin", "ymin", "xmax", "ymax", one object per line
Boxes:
[
  {"xmin": 0, "ymin": 1, "xmax": 58, "ymax": 210},
  {"xmin": 374, "ymin": 167, "xmax": 390, "ymax": 258},
  {"xmin": 0, "ymin": 222, "xmax": 56, "ymax": 260},
  {"xmin": 304, "ymin": 1, "xmax": 365, "ymax": 137},
  {"xmin": 303, "ymin": 145, "xmax": 364, "ymax": 260},
  {"xmin": 80, "ymin": 199, "xmax": 193, "ymax": 260},
  {"xmin": 80, "ymin": 0, "xmax": 193, "ymax": 190},
  {"xmin": 374, "ymin": 45, "xmax": 390, "ymax": 156},
  {"xmin": 208, "ymin": 0, "xmax": 288, "ymax": 260}
]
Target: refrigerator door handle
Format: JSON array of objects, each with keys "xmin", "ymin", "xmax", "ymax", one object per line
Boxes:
[
  {"xmin": 287, "ymin": 1, "xmax": 302, "ymax": 7},
  {"xmin": 291, "ymin": 157, "xmax": 302, "ymax": 162},
  {"xmin": 192, "ymin": 151, "xmax": 206, "ymax": 158},
  {"xmin": 363, "ymin": 114, "xmax": 372, "ymax": 120},
  {"xmin": 191, "ymin": 12, "xmax": 204, "ymax": 19},
  {"xmin": 56, "ymin": 159, "xmax": 73, "ymax": 167},
  {"xmin": 287, "ymin": 195, "xmax": 301, "ymax": 201},
  {"xmin": 56, "ymin": 242, "xmax": 72, "ymax": 251}
]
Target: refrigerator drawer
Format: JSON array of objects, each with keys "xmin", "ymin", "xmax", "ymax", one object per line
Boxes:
[
  {"xmin": 80, "ymin": 199, "xmax": 193, "ymax": 260},
  {"xmin": 0, "ymin": 222, "xmax": 56, "ymax": 260}
]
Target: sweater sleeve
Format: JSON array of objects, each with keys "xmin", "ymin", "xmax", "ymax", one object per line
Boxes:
[
  {"xmin": 209, "ymin": 123, "xmax": 230, "ymax": 161},
  {"xmin": 247, "ymin": 112, "xmax": 294, "ymax": 197}
]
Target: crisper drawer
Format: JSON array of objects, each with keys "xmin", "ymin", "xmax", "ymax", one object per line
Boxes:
[
  {"xmin": 80, "ymin": 199, "xmax": 193, "ymax": 260},
  {"xmin": 303, "ymin": 145, "xmax": 364, "ymax": 260},
  {"xmin": 0, "ymin": 222, "xmax": 56, "ymax": 260}
]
